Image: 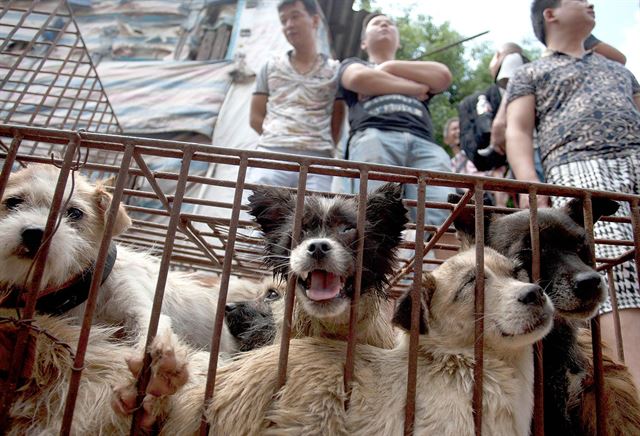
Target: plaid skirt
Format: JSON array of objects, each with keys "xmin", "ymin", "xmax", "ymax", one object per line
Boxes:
[{"xmin": 546, "ymin": 152, "xmax": 640, "ymax": 313}]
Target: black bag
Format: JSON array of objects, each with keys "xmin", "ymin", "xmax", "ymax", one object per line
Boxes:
[{"xmin": 457, "ymin": 84, "xmax": 507, "ymax": 171}]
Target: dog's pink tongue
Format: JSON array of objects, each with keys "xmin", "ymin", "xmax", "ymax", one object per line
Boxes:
[{"xmin": 306, "ymin": 271, "xmax": 341, "ymax": 301}]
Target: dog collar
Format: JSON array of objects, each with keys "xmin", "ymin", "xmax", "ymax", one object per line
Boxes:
[{"xmin": 1, "ymin": 243, "xmax": 118, "ymax": 315}]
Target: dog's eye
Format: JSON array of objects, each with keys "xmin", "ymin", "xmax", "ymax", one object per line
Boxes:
[
  {"xmin": 264, "ymin": 288, "xmax": 281, "ymax": 301},
  {"xmin": 66, "ymin": 207, "xmax": 84, "ymax": 221},
  {"xmin": 4, "ymin": 196, "xmax": 24, "ymax": 210}
]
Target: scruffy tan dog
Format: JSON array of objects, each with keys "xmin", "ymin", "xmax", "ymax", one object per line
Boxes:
[
  {"xmin": 0, "ymin": 314, "xmax": 134, "ymax": 435},
  {"xmin": 0, "ymin": 276, "xmax": 273, "ymax": 434},
  {"xmin": 0, "ymin": 165, "xmax": 268, "ymax": 426},
  {"xmin": 159, "ymin": 247, "xmax": 553, "ymax": 435}
]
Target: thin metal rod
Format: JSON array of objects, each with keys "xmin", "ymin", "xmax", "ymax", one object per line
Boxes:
[
  {"xmin": 198, "ymin": 155, "xmax": 249, "ymax": 435},
  {"xmin": 472, "ymin": 184, "xmax": 485, "ymax": 436},
  {"xmin": 60, "ymin": 143, "xmax": 133, "ymax": 435},
  {"xmin": 130, "ymin": 147, "xmax": 194, "ymax": 434},
  {"xmin": 582, "ymin": 195, "xmax": 606, "ymax": 436},
  {"xmin": 0, "ymin": 135, "xmax": 79, "ymax": 433},
  {"xmin": 344, "ymin": 170, "xmax": 368, "ymax": 408},
  {"xmin": 404, "ymin": 177, "xmax": 427, "ymax": 436},
  {"xmin": 529, "ymin": 189, "xmax": 544, "ymax": 436},
  {"xmin": 275, "ymin": 165, "xmax": 309, "ymax": 390},
  {"xmin": 0, "ymin": 133, "xmax": 22, "ymax": 198},
  {"xmin": 606, "ymin": 268, "xmax": 624, "ymax": 362}
]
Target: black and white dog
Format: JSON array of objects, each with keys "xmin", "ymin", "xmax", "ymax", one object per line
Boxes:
[{"xmin": 246, "ymin": 183, "xmax": 408, "ymax": 348}]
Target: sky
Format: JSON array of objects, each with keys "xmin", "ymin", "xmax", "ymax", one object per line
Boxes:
[{"xmin": 364, "ymin": 0, "xmax": 640, "ymax": 79}]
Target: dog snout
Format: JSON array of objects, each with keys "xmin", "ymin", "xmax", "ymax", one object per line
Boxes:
[
  {"xmin": 517, "ymin": 284, "xmax": 545, "ymax": 306},
  {"xmin": 574, "ymin": 272, "xmax": 603, "ymax": 300},
  {"xmin": 306, "ymin": 239, "xmax": 332, "ymax": 260},
  {"xmin": 21, "ymin": 227, "xmax": 44, "ymax": 255},
  {"xmin": 225, "ymin": 302, "xmax": 237, "ymax": 313}
]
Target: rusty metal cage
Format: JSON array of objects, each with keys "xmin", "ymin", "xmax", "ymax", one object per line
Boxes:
[
  {"xmin": 0, "ymin": 124, "xmax": 638, "ymax": 435},
  {"xmin": 1, "ymin": 1, "xmax": 640, "ymax": 435},
  {"xmin": 1, "ymin": 0, "xmax": 122, "ymax": 174}
]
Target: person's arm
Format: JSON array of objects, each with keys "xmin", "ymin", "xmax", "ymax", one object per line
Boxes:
[
  {"xmin": 340, "ymin": 62, "xmax": 428, "ymax": 99},
  {"xmin": 249, "ymin": 94, "xmax": 268, "ymax": 135},
  {"xmin": 330, "ymin": 100, "xmax": 345, "ymax": 145},
  {"xmin": 375, "ymin": 60, "xmax": 452, "ymax": 95},
  {"xmin": 634, "ymin": 94, "xmax": 640, "ymax": 111},
  {"xmin": 506, "ymin": 95, "xmax": 549, "ymax": 208},
  {"xmin": 491, "ymin": 96, "xmax": 508, "ymax": 155},
  {"xmin": 592, "ymin": 42, "xmax": 626, "ymax": 65}
]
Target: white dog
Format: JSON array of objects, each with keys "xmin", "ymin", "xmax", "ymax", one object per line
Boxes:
[{"xmin": 0, "ymin": 165, "xmax": 266, "ymax": 410}]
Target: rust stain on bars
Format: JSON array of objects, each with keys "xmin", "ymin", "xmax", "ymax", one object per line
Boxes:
[
  {"xmin": 0, "ymin": 123, "xmax": 639, "ymax": 434},
  {"xmin": 606, "ymin": 268, "xmax": 625, "ymax": 363},
  {"xmin": 344, "ymin": 170, "xmax": 368, "ymax": 409},
  {"xmin": 130, "ymin": 147, "xmax": 194, "ymax": 434},
  {"xmin": 0, "ymin": 135, "xmax": 79, "ymax": 432},
  {"xmin": 473, "ymin": 185, "xmax": 485, "ymax": 436},
  {"xmin": 60, "ymin": 142, "xmax": 133, "ymax": 435},
  {"xmin": 404, "ymin": 177, "xmax": 427, "ymax": 436},
  {"xmin": 529, "ymin": 189, "xmax": 545, "ymax": 436},
  {"xmin": 276, "ymin": 164, "xmax": 309, "ymax": 389}
]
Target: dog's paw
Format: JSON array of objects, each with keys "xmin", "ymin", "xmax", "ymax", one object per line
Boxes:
[
  {"xmin": 146, "ymin": 330, "xmax": 189, "ymax": 396},
  {"xmin": 111, "ymin": 382, "xmax": 138, "ymax": 415},
  {"xmin": 111, "ymin": 385, "xmax": 165, "ymax": 432}
]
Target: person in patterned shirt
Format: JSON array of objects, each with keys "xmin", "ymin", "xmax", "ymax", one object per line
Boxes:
[
  {"xmin": 506, "ymin": 0, "xmax": 640, "ymax": 389},
  {"xmin": 248, "ymin": 0, "xmax": 345, "ymax": 192}
]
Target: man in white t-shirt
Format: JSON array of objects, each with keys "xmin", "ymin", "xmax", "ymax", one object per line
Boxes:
[{"xmin": 248, "ymin": 0, "xmax": 344, "ymax": 192}]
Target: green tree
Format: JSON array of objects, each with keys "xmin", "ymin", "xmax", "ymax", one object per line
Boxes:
[{"xmin": 353, "ymin": 3, "xmax": 542, "ymax": 152}]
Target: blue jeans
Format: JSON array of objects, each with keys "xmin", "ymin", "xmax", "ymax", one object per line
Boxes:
[
  {"xmin": 246, "ymin": 146, "xmax": 334, "ymax": 192},
  {"xmin": 348, "ymin": 128, "xmax": 454, "ymax": 227}
]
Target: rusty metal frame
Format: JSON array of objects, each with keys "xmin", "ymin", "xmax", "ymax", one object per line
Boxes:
[{"xmin": 0, "ymin": 124, "xmax": 638, "ymax": 435}]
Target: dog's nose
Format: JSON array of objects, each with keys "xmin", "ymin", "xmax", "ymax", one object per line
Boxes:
[
  {"xmin": 517, "ymin": 284, "xmax": 545, "ymax": 306},
  {"xmin": 574, "ymin": 272, "xmax": 603, "ymax": 300},
  {"xmin": 21, "ymin": 227, "xmax": 44, "ymax": 254},
  {"xmin": 225, "ymin": 302, "xmax": 237, "ymax": 313},
  {"xmin": 307, "ymin": 240, "xmax": 332, "ymax": 259}
]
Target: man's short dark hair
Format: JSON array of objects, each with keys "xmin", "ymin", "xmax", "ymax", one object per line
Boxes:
[
  {"xmin": 277, "ymin": 0, "xmax": 318, "ymax": 16},
  {"xmin": 531, "ymin": 0, "xmax": 560, "ymax": 45},
  {"xmin": 360, "ymin": 12, "xmax": 386, "ymax": 40}
]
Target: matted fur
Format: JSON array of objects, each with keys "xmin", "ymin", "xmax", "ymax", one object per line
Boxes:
[
  {"xmin": 449, "ymin": 193, "xmax": 640, "ymax": 434},
  {"xmin": 161, "ymin": 248, "xmax": 552, "ymax": 435},
  {"xmin": 0, "ymin": 314, "xmax": 133, "ymax": 435},
  {"xmin": 1, "ymin": 273, "xmax": 265, "ymax": 434},
  {"xmin": 246, "ymin": 183, "xmax": 408, "ymax": 348}
]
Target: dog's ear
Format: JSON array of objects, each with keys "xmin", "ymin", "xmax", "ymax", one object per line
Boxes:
[
  {"xmin": 563, "ymin": 198, "xmax": 620, "ymax": 226},
  {"xmin": 247, "ymin": 188, "xmax": 295, "ymax": 236},
  {"xmin": 365, "ymin": 183, "xmax": 409, "ymax": 247},
  {"xmin": 94, "ymin": 186, "xmax": 131, "ymax": 236},
  {"xmin": 392, "ymin": 273, "xmax": 435, "ymax": 334},
  {"xmin": 448, "ymin": 192, "xmax": 492, "ymax": 247}
]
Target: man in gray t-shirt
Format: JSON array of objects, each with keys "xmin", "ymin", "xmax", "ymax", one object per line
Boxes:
[{"xmin": 247, "ymin": 0, "xmax": 344, "ymax": 192}]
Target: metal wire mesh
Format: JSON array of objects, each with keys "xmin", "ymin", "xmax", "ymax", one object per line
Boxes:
[{"xmin": 0, "ymin": 125, "xmax": 638, "ymax": 435}]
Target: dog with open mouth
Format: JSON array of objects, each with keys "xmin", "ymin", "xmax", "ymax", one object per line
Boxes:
[
  {"xmin": 449, "ymin": 193, "xmax": 640, "ymax": 435},
  {"xmin": 246, "ymin": 182, "xmax": 408, "ymax": 348}
]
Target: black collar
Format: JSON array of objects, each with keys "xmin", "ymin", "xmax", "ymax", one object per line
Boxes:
[{"xmin": 1, "ymin": 243, "xmax": 118, "ymax": 315}]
